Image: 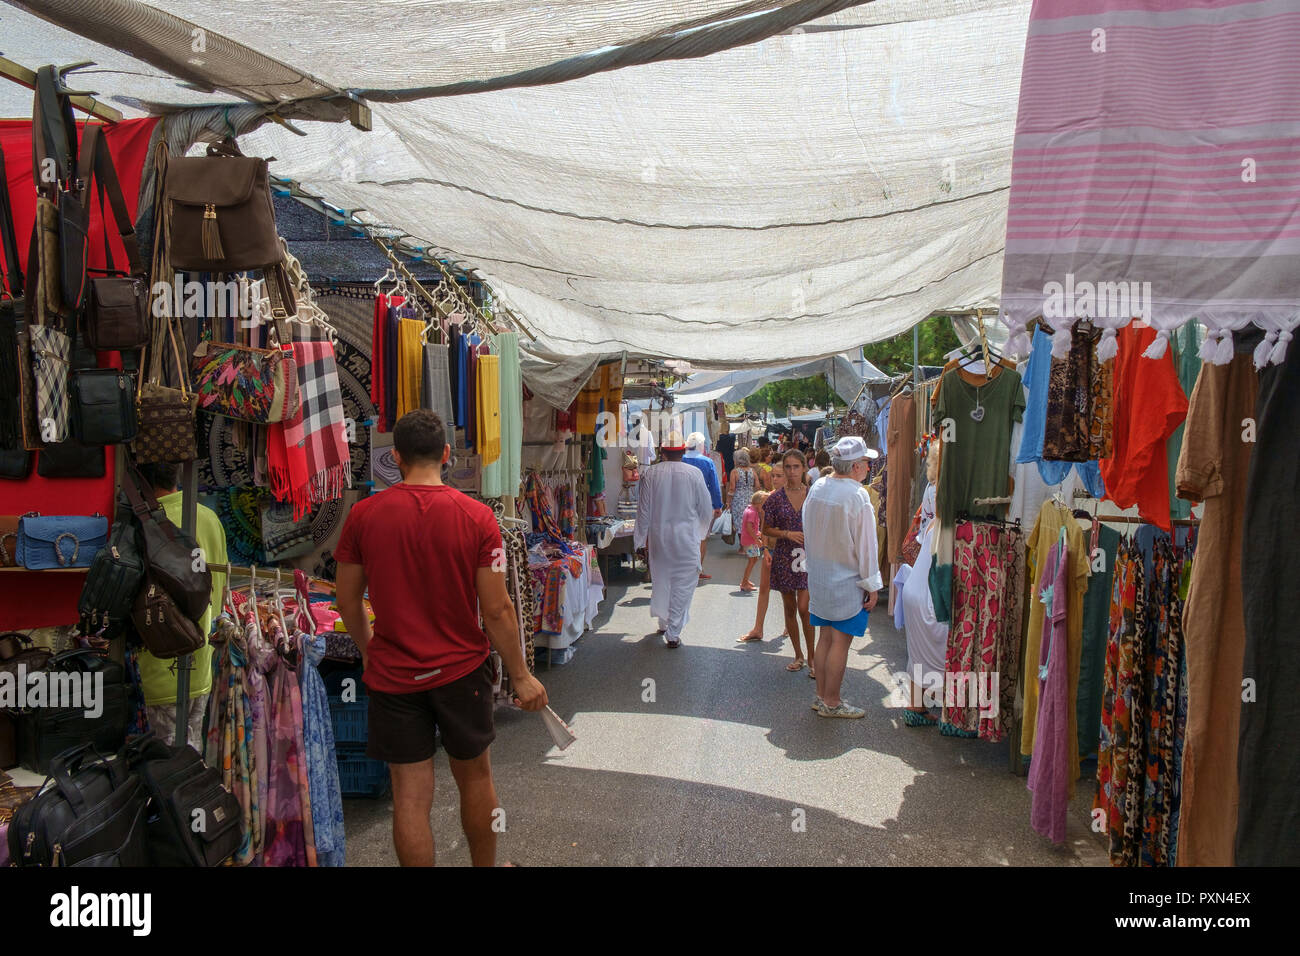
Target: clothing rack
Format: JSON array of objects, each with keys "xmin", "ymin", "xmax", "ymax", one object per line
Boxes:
[{"xmin": 1070, "ymin": 489, "xmax": 1200, "ymax": 525}]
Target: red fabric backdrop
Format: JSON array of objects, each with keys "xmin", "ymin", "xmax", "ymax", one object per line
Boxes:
[{"xmin": 1, "ymin": 117, "xmax": 157, "ymax": 629}]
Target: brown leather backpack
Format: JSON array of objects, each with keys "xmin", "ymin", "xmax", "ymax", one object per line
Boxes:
[{"xmin": 164, "ymin": 139, "xmax": 281, "ymax": 272}]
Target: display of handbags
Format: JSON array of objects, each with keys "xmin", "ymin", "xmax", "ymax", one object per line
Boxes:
[
  {"xmin": 164, "ymin": 138, "xmax": 281, "ymax": 272},
  {"xmin": 15, "ymin": 512, "xmax": 108, "ymax": 569},
  {"xmin": 7, "ymin": 742, "xmax": 147, "ymax": 866}
]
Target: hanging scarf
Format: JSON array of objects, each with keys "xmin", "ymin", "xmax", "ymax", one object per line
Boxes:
[
  {"xmin": 397, "ymin": 318, "xmax": 423, "ymax": 420},
  {"xmin": 269, "ymin": 324, "xmax": 351, "ymax": 520},
  {"xmin": 476, "ymin": 352, "xmax": 502, "ymax": 465},
  {"xmin": 525, "ymin": 471, "xmax": 565, "ymax": 542},
  {"xmin": 292, "ymin": 325, "xmax": 351, "ymax": 510}
]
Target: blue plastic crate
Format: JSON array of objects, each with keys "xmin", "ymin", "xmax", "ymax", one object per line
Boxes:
[
  {"xmin": 323, "ymin": 665, "xmax": 365, "ymax": 698},
  {"xmin": 336, "ymin": 746, "xmax": 390, "ymax": 799},
  {"xmin": 328, "ymin": 695, "xmax": 369, "ymax": 745}
]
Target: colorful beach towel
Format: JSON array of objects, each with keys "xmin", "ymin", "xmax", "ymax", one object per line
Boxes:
[{"xmin": 999, "ymin": 0, "xmax": 1300, "ymax": 368}]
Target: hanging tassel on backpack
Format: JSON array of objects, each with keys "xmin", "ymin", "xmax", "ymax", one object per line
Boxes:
[{"xmin": 201, "ymin": 203, "xmax": 225, "ymax": 260}]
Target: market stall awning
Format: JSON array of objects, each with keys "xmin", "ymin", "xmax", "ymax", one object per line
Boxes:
[
  {"xmin": 2, "ymin": 0, "xmax": 1030, "ymax": 366},
  {"xmin": 673, "ymin": 354, "xmax": 888, "ymax": 406}
]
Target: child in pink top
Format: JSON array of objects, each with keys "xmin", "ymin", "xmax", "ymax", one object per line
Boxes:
[{"xmin": 739, "ymin": 491, "xmax": 767, "ymax": 591}]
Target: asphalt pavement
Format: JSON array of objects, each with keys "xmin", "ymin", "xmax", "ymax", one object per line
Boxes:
[{"xmin": 342, "ymin": 536, "xmax": 1111, "ymax": 866}]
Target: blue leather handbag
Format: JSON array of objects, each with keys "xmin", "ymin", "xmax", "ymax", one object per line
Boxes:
[{"xmin": 15, "ymin": 513, "xmax": 108, "ymax": 570}]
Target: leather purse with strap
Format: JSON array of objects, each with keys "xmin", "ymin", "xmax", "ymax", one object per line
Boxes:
[
  {"xmin": 13, "ymin": 650, "xmax": 127, "ymax": 778},
  {"xmin": 190, "ymin": 262, "xmax": 299, "ymax": 424},
  {"xmin": 15, "ymin": 512, "xmax": 108, "ymax": 569},
  {"xmin": 131, "ymin": 143, "xmax": 197, "ymax": 464},
  {"xmin": 7, "ymin": 741, "xmax": 147, "ymax": 866},
  {"xmin": 32, "ymin": 66, "xmax": 84, "ymax": 316},
  {"xmin": 164, "ymin": 137, "xmax": 281, "ymax": 272},
  {"xmin": 0, "ymin": 517, "xmax": 20, "ymax": 567},
  {"xmin": 0, "ymin": 632, "xmax": 53, "ymax": 678},
  {"xmin": 78, "ymin": 501, "xmax": 146, "ymax": 637},
  {"xmin": 121, "ymin": 459, "xmax": 211, "ymax": 622},
  {"xmin": 0, "ymin": 148, "xmax": 26, "ymax": 451},
  {"xmin": 78, "ymin": 125, "xmax": 149, "ymax": 353}
]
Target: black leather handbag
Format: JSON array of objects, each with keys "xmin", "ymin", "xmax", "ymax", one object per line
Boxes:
[
  {"xmin": 32, "ymin": 67, "xmax": 88, "ymax": 313},
  {"xmin": 0, "ymin": 148, "xmax": 25, "ymax": 450},
  {"xmin": 0, "ymin": 447, "xmax": 31, "ymax": 479},
  {"xmin": 35, "ymin": 439, "xmax": 106, "ymax": 479},
  {"xmin": 80, "ymin": 125, "xmax": 149, "ymax": 353},
  {"xmin": 70, "ymin": 367, "xmax": 137, "ymax": 445},
  {"xmin": 78, "ymin": 504, "xmax": 146, "ymax": 636},
  {"xmin": 122, "ymin": 460, "xmax": 211, "ymax": 621},
  {"xmin": 7, "ymin": 743, "xmax": 149, "ymax": 867},
  {"xmin": 16, "ymin": 649, "xmax": 127, "ymax": 774},
  {"xmin": 0, "ymin": 632, "xmax": 52, "ymax": 678},
  {"xmin": 122, "ymin": 734, "xmax": 243, "ymax": 867}
]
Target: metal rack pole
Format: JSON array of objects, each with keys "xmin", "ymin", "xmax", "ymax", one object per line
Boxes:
[{"xmin": 174, "ymin": 459, "xmax": 197, "ymax": 747}]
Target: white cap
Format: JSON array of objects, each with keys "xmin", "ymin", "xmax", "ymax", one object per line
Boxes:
[
  {"xmin": 686, "ymin": 431, "xmax": 708, "ymax": 450},
  {"xmin": 831, "ymin": 435, "xmax": 879, "ymax": 462}
]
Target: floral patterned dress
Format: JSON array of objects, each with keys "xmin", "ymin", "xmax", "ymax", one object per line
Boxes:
[
  {"xmin": 729, "ymin": 467, "xmax": 756, "ymax": 535},
  {"xmin": 762, "ymin": 488, "xmax": 808, "ymax": 593}
]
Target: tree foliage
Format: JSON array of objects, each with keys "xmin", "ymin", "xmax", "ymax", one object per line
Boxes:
[
  {"xmin": 743, "ymin": 375, "xmax": 837, "ymax": 416},
  {"xmin": 860, "ymin": 314, "xmax": 960, "ymax": 377}
]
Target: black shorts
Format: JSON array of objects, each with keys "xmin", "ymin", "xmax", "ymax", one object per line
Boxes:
[{"xmin": 366, "ymin": 657, "xmax": 496, "ymax": 763}]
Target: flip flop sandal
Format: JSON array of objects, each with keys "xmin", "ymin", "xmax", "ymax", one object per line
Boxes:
[
  {"xmin": 808, "ymin": 668, "xmax": 816, "ymax": 679},
  {"xmin": 786, "ymin": 659, "xmax": 807, "ymax": 672},
  {"xmin": 939, "ymin": 721, "xmax": 978, "ymax": 738},
  {"xmin": 736, "ymin": 633, "xmax": 763, "ymax": 643},
  {"xmin": 902, "ymin": 709, "xmax": 938, "ymax": 727}
]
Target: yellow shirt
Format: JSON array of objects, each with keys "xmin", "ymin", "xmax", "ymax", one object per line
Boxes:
[
  {"xmin": 1020, "ymin": 500, "xmax": 1090, "ymax": 795},
  {"xmin": 138, "ymin": 492, "xmax": 228, "ymax": 705}
]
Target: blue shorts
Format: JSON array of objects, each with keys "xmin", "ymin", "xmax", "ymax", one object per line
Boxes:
[{"xmin": 810, "ymin": 606, "xmax": 871, "ymax": 638}]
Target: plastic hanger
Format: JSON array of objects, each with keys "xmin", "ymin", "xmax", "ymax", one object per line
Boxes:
[{"xmin": 373, "ymin": 266, "xmax": 398, "ymax": 295}]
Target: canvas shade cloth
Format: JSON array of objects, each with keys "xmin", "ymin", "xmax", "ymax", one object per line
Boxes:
[{"xmin": 2, "ymin": 0, "xmax": 1031, "ymax": 366}]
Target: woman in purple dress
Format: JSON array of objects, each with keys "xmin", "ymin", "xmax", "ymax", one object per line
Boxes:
[{"xmin": 762, "ymin": 450, "xmax": 817, "ymax": 676}]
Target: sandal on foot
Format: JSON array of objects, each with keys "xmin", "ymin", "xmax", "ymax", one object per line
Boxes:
[
  {"xmin": 939, "ymin": 721, "xmax": 978, "ymax": 738},
  {"xmin": 902, "ymin": 709, "xmax": 938, "ymax": 727},
  {"xmin": 736, "ymin": 632, "xmax": 763, "ymax": 643},
  {"xmin": 808, "ymin": 667, "xmax": 816, "ymax": 679},
  {"xmin": 811, "ymin": 696, "xmax": 824, "ymax": 711},
  {"xmin": 786, "ymin": 659, "xmax": 806, "ymax": 672}
]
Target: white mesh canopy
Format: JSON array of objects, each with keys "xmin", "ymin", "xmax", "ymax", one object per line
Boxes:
[{"xmin": 1, "ymin": 0, "xmax": 1031, "ymax": 366}]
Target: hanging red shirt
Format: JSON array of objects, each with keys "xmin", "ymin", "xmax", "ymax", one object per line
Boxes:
[{"xmin": 1100, "ymin": 324, "xmax": 1188, "ymax": 531}]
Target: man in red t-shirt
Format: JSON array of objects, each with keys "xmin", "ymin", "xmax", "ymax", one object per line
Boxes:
[{"xmin": 335, "ymin": 409, "xmax": 547, "ymax": 867}]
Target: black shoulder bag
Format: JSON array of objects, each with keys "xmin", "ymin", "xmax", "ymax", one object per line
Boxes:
[
  {"xmin": 8, "ymin": 741, "xmax": 148, "ymax": 866},
  {"xmin": 121, "ymin": 458, "xmax": 212, "ymax": 622},
  {"xmin": 78, "ymin": 499, "xmax": 146, "ymax": 636}
]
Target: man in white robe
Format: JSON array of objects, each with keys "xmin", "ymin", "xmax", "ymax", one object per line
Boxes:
[{"xmin": 634, "ymin": 430, "xmax": 714, "ymax": 648}]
